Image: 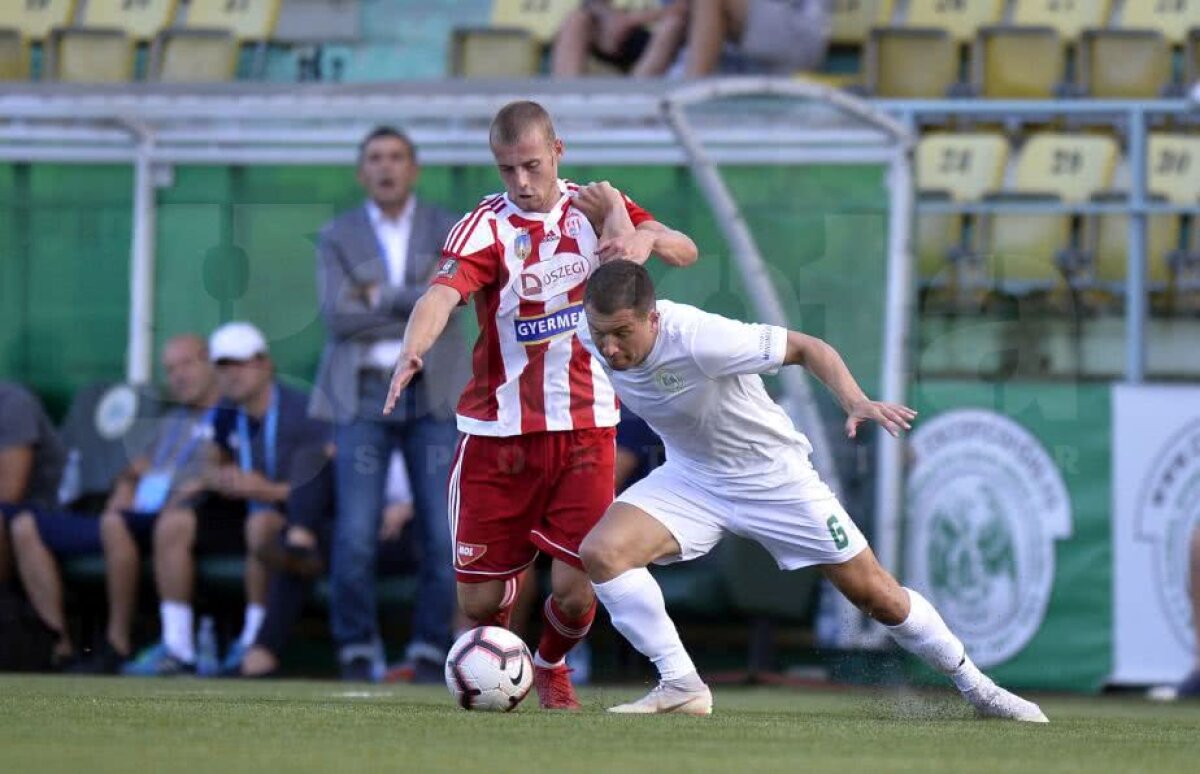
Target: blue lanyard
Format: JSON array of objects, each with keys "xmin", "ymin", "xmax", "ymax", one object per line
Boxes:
[
  {"xmin": 236, "ymin": 388, "xmax": 278, "ymax": 480},
  {"xmin": 151, "ymin": 407, "xmax": 215, "ymax": 469}
]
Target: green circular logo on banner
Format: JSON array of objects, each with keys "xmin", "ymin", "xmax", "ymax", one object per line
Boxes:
[
  {"xmin": 1135, "ymin": 419, "xmax": 1200, "ymax": 653},
  {"xmin": 906, "ymin": 409, "xmax": 1073, "ymax": 667}
]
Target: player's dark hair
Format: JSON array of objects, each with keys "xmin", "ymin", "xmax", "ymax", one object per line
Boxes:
[
  {"xmin": 490, "ymin": 100, "xmax": 557, "ymax": 147},
  {"xmin": 585, "ymin": 260, "xmax": 656, "ymax": 317},
  {"xmin": 357, "ymin": 126, "xmax": 417, "ymax": 166}
]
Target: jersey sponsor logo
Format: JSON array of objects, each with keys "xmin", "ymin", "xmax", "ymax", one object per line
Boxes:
[
  {"xmin": 456, "ymin": 541, "xmax": 487, "ymax": 567},
  {"xmin": 513, "ymin": 229, "xmax": 532, "ymax": 262},
  {"xmin": 437, "ymin": 258, "xmax": 459, "ymax": 278},
  {"xmin": 1134, "ymin": 417, "xmax": 1200, "ymax": 652},
  {"xmin": 516, "ymin": 252, "xmax": 591, "ymax": 301},
  {"xmin": 654, "ymin": 369, "xmax": 685, "ymax": 393},
  {"xmin": 515, "ymin": 303, "xmax": 584, "ymax": 347},
  {"xmin": 905, "ymin": 409, "xmax": 1072, "ymax": 668}
]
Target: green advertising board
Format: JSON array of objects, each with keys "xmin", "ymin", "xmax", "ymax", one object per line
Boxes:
[{"xmin": 904, "ymin": 381, "xmax": 1112, "ymax": 692}]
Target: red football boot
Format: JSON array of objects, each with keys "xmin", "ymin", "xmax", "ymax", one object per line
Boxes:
[{"xmin": 533, "ymin": 663, "xmax": 581, "ymax": 711}]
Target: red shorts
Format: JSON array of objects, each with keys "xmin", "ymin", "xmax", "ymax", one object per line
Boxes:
[{"xmin": 448, "ymin": 427, "xmax": 616, "ymax": 583}]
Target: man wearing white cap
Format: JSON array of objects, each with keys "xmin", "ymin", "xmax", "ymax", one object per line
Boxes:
[{"xmin": 125, "ymin": 322, "xmax": 331, "ymax": 676}]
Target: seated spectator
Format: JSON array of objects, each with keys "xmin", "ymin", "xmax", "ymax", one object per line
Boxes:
[
  {"xmin": 125, "ymin": 322, "xmax": 331, "ymax": 676},
  {"xmin": 552, "ymin": 0, "xmax": 689, "ymax": 78},
  {"xmin": 241, "ymin": 448, "xmax": 417, "ymax": 679},
  {"xmin": 3, "ymin": 335, "xmax": 219, "ymax": 672},
  {"xmin": 684, "ymin": 0, "xmax": 830, "ymax": 76},
  {"xmin": 0, "ymin": 381, "xmax": 67, "ymax": 650}
]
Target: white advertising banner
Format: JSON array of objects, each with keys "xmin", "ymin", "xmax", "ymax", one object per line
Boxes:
[{"xmin": 1112, "ymin": 385, "xmax": 1200, "ymax": 685}]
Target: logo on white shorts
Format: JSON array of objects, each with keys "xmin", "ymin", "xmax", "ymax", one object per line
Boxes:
[
  {"xmin": 905, "ymin": 409, "xmax": 1072, "ymax": 668},
  {"xmin": 1134, "ymin": 418, "xmax": 1200, "ymax": 652}
]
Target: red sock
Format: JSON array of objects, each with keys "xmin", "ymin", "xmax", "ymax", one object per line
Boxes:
[
  {"xmin": 473, "ymin": 575, "xmax": 522, "ymax": 629},
  {"xmin": 537, "ymin": 596, "xmax": 596, "ymax": 665}
]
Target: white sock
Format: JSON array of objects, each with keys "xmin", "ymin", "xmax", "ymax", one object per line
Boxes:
[
  {"xmin": 533, "ymin": 652, "xmax": 564, "ymax": 669},
  {"xmin": 161, "ymin": 601, "xmax": 195, "ymax": 663},
  {"xmin": 885, "ymin": 588, "xmax": 986, "ymax": 694},
  {"xmin": 593, "ymin": 568, "xmax": 696, "ymax": 682},
  {"xmin": 237, "ymin": 604, "xmax": 267, "ymax": 648}
]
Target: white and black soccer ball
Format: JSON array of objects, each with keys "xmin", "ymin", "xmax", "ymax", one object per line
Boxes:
[{"xmin": 445, "ymin": 626, "xmax": 534, "ymax": 711}]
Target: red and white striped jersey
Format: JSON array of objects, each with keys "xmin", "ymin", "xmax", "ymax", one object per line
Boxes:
[{"xmin": 432, "ymin": 179, "xmax": 654, "ymax": 437}]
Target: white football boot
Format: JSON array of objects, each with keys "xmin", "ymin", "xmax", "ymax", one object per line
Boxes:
[
  {"xmin": 607, "ymin": 681, "xmax": 713, "ymax": 716},
  {"xmin": 965, "ymin": 681, "xmax": 1049, "ymax": 723}
]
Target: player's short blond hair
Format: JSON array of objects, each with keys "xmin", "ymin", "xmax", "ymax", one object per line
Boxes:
[{"xmin": 490, "ymin": 100, "xmax": 557, "ymax": 148}]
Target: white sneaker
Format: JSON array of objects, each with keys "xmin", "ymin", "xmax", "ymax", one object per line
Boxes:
[
  {"xmin": 965, "ymin": 681, "xmax": 1049, "ymax": 723},
  {"xmin": 607, "ymin": 681, "xmax": 713, "ymax": 716}
]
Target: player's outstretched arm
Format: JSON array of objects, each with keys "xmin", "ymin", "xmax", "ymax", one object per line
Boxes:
[
  {"xmin": 383, "ymin": 284, "xmax": 461, "ymax": 415},
  {"xmin": 783, "ymin": 331, "xmax": 917, "ymax": 439},
  {"xmin": 574, "ymin": 181, "xmax": 698, "ymax": 267}
]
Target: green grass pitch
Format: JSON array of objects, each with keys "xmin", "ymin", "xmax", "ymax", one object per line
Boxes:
[{"xmin": 0, "ymin": 676, "xmax": 1196, "ymax": 773}]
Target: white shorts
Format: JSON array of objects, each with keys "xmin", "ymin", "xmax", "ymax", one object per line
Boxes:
[{"xmin": 617, "ymin": 451, "xmax": 867, "ymax": 571}]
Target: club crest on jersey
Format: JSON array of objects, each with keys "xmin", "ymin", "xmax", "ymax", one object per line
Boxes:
[
  {"xmin": 654, "ymin": 369, "xmax": 685, "ymax": 393},
  {"xmin": 456, "ymin": 541, "xmax": 487, "ymax": 567},
  {"xmin": 515, "ymin": 303, "xmax": 584, "ymax": 347},
  {"xmin": 516, "ymin": 251, "xmax": 592, "ymax": 302},
  {"xmin": 564, "ymin": 212, "xmax": 585, "ymax": 239},
  {"xmin": 513, "ymin": 229, "xmax": 532, "ymax": 262}
]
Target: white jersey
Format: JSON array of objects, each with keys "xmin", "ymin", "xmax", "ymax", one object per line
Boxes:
[{"xmin": 577, "ymin": 300, "xmax": 813, "ymax": 478}]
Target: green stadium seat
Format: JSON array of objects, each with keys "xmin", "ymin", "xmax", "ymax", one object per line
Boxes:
[
  {"xmin": 0, "ymin": 0, "xmax": 76, "ymax": 42},
  {"xmin": 974, "ymin": 26, "xmax": 1065, "ymax": 99},
  {"xmin": 271, "ymin": 0, "xmax": 361, "ymax": 45},
  {"xmin": 866, "ymin": 27, "xmax": 958, "ymax": 97},
  {"xmin": 830, "ymin": 0, "xmax": 895, "ymax": 45},
  {"xmin": 148, "ymin": 27, "xmax": 238, "ymax": 82},
  {"xmin": 1011, "ymin": 0, "xmax": 1113, "ymax": 41},
  {"xmin": 903, "ymin": 0, "xmax": 1004, "ymax": 43},
  {"xmin": 1079, "ymin": 29, "xmax": 1171, "ymax": 98},
  {"xmin": 81, "ymin": 0, "xmax": 178, "ymax": 42},
  {"xmin": 0, "ymin": 27, "xmax": 28, "ymax": 80},
  {"xmin": 1120, "ymin": 0, "xmax": 1200, "ymax": 45},
  {"xmin": 449, "ymin": 26, "xmax": 541, "ymax": 77}
]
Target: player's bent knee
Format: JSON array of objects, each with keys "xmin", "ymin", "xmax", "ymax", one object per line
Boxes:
[
  {"xmin": 578, "ymin": 531, "xmax": 630, "ymax": 580},
  {"xmin": 458, "ymin": 584, "xmax": 505, "ymax": 623}
]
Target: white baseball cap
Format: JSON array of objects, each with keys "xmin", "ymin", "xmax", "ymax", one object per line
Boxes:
[{"xmin": 209, "ymin": 321, "xmax": 268, "ymax": 363}]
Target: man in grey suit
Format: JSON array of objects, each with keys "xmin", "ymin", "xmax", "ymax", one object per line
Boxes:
[{"xmin": 310, "ymin": 127, "xmax": 468, "ymax": 682}]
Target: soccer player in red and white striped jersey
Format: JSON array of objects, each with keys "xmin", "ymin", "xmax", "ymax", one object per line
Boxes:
[{"xmin": 383, "ymin": 101, "xmax": 697, "ymax": 709}]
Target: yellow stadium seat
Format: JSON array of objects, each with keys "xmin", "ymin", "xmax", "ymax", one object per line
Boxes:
[
  {"xmin": 0, "ymin": 27, "xmax": 29, "ymax": 80},
  {"xmin": 45, "ymin": 26, "xmax": 134, "ymax": 82},
  {"xmin": 830, "ymin": 0, "xmax": 894, "ymax": 45},
  {"xmin": 1149, "ymin": 134, "xmax": 1200, "ymax": 204},
  {"xmin": 0, "ymin": 0, "xmax": 76, "ymax": 41},
  {"xmin": 148, "ymin": 27, "xmax": 237, "ymax": 81},
  {"xmin": 980, "ymin": 134, "xmax": 1118, "ymax": 290},
  {"xmin": 1088, "ymin": 211, "xmax": 1178, "ymax": 286},
  {"xmin": 1014, "ymin": 133, "xmax": 1119, "ymax": 202},
  {"xmin": 917, "ymin": 132, "xmax": 1010, "ymax": 202},
  {"xmin": 1011, "ymin": 0, "xmax": 1113, "ymax": 41},
  {"xmin": 866, "ymin": 28, "xmax": 958, "ymax": 97},
  {"xmin": 974, "ymin": 26, "xmax": 1065, "ymax": 98},
  {"xmin": 185, "ymin": 0, "xmax": 280, "ymax": 40},
  {"xmin": 1079, "ymin": 30, "xmax": 1171, "ymax": 97},
  {"xmin": 904, "ymin": 0, "xmax": 1004, "ymax": 43},
  {"xmin": 450, "ymin": 27, "xmax": 541, "ymax": 77},
  {"xmin": 81, "ymin": 0, "xmax": 177, "ymax": 41},
  {"xmin": 1120, "ymin": 0, "xmax": 1200, "ymax": 44},
  {"xmin": 490, "ymin": 0, "xmax": 580, "ymax": 45},
  {"xmin": 915, "ymin": 197, "xmax": 964, "ymax": 283}
]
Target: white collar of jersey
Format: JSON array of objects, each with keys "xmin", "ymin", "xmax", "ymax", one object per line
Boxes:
[
  {"xmin": 365, "ymin": 196, "xmax": 416, "ymax": 227},
  {"xmin": 503, "ymin": 179, "xmax": 570, "ymax": 222}
]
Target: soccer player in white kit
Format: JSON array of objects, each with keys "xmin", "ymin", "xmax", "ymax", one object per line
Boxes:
[{"xmin": 576, "ymin": 260, "xmax": 1048, "ymax": 722}]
